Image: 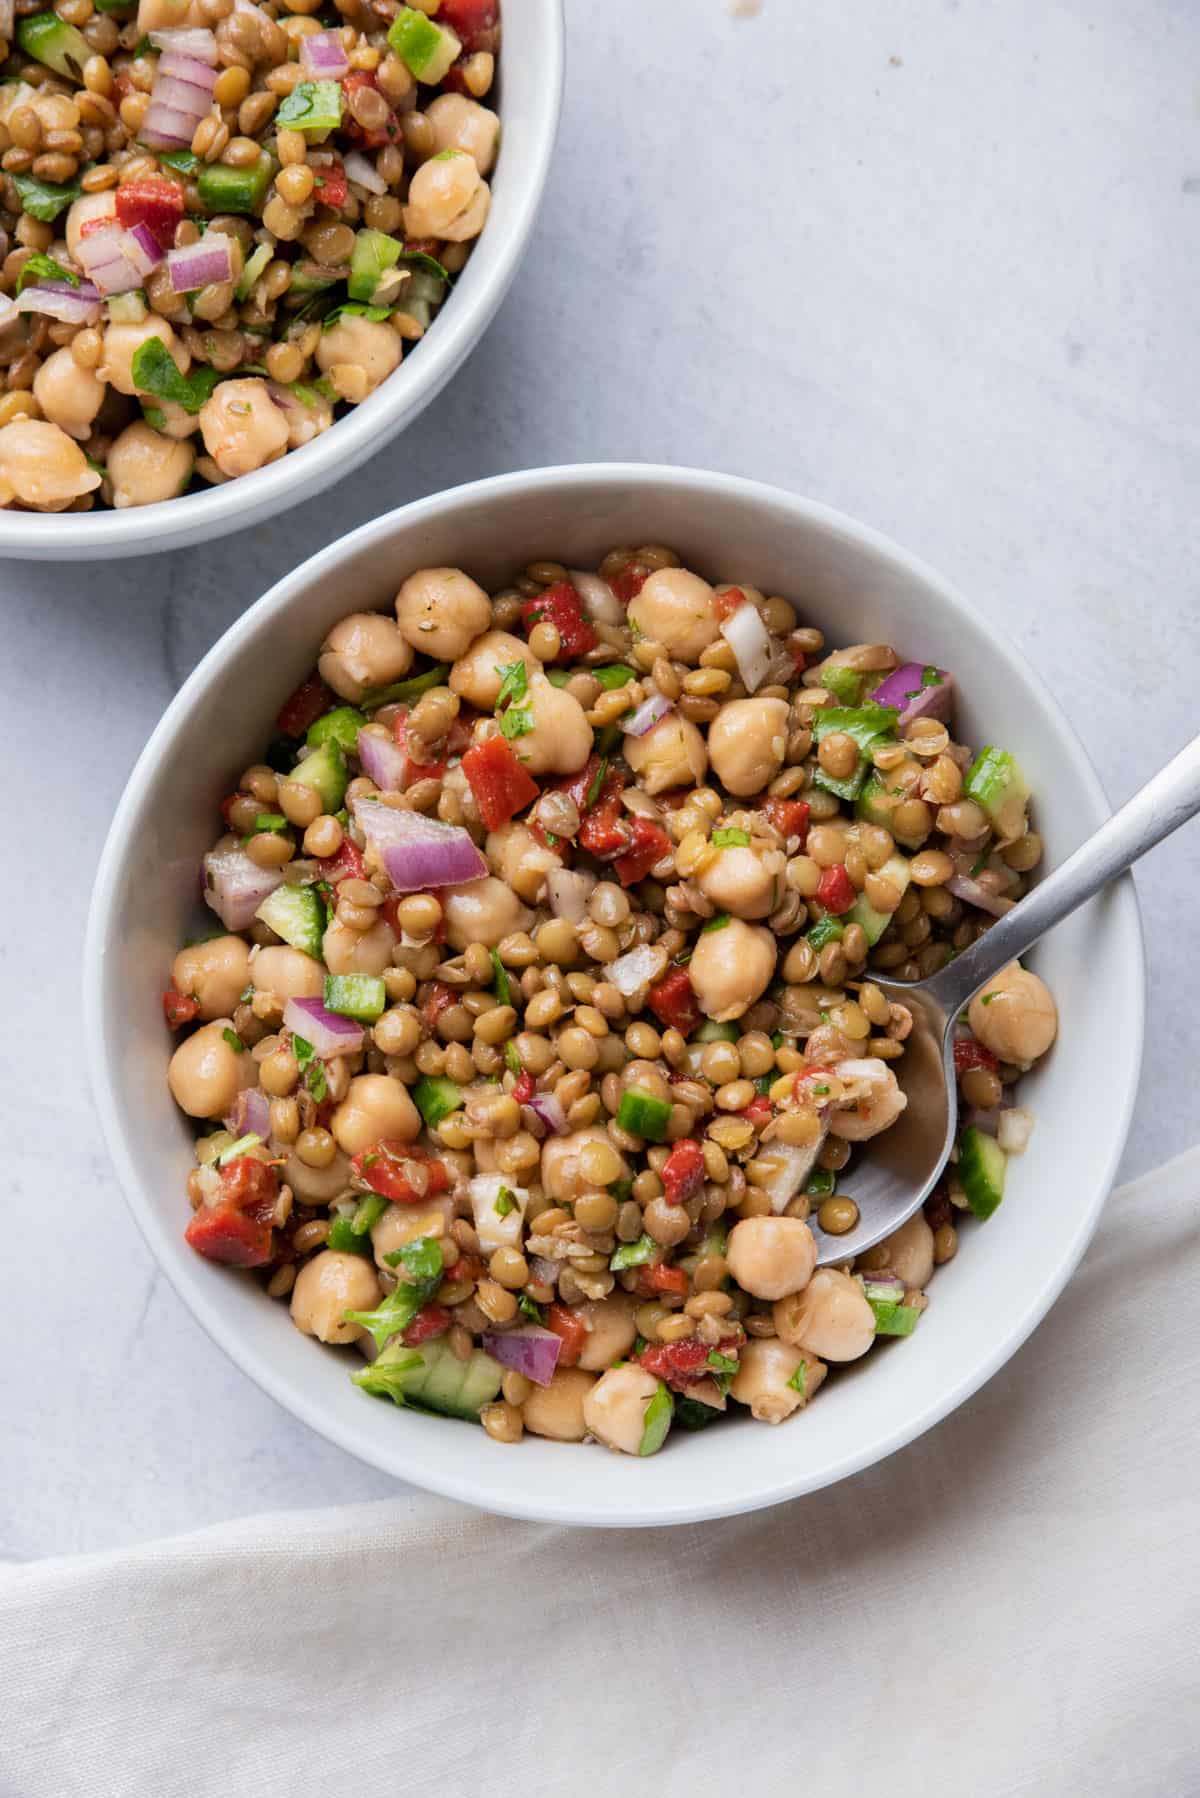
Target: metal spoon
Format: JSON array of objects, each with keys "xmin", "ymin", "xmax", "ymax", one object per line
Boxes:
[{"xmin": 811, "ymin": 731, "xmax": 1200, "ymax": 1266}]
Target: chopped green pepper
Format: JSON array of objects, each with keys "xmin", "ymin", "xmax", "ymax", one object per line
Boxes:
[
  {"xmin": 359, "ymin": 663, "xmax": 450, "ymax": 709},
  {"xmin": 306, "ymin": 704, "xmax": 366, "ymax": 753},
  {"xmin": 323, "ymin": 974, "xmax": 386, "ymax": 1022},
  {"xmin": 197, "ymin": 155, "xmax": 273, "ymax": 216}
]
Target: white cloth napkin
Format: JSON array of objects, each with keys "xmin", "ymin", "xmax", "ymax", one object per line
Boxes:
[{"xmin": 4, "ymin": 1149, "xmax": 1200, "ymax": 1798}]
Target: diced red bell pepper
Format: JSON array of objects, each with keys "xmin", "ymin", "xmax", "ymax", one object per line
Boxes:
[
  {"xmin": 575, "ymin": 767, "xmax": 630, "ymax": 859},
  {"xmin": 276, "ymin": 673, "xmax": 334, "ymax": 737},
  {"xmin": 739, "ymin": 1094, "xmax": 774, "ymax": 1129},
  {"xmin": 420, "ymin": 980, "xmax": 457, "ymax": 1032},
  {"xmin": 351, "ymin": 1140, "xmax": 451, "ymax": 1204},
  {"xmin": 317, "ymin": 837, "xmax": 366, "ymax": 888},
  {"xmin": 609, "ymin": 563, "xmax": 647, "ymax": 605},
  {"xmin": 340, "ymin": 71, "xmax": 401, "ymax": 148},
  {"xmin": 661, "ymin": 1138, "xmax": 705, "ymax": 1205},
  {"xmin": 954, "ymin": 1038, "xmax": 999, "ymax": 1076},
  {"xmin": 713, "ymin": 585, "xmax": 746, "ymax": 623},
  {"xmin": 791, "ymin": 1064, "xmax": 835, "ymax": 1107},
  {"xmin": 185, "ymin": 1201, "xmax": 274, "ymax": 1267},
  {"xmin": 393, "ymin": 709, "xmax": 448, "ymax": 786},
  {"xmin": 634, "ymin": 1261, "xmax": 689, "ymax": 1299},
  {"xmin": 163, "ymin": 987, "xmax": 199, "ymax": 1030},
  {"xmin": 462, "ymin": 735, "xmax": 540, "ymax": 830},
  {"xmin": 519, "ymin": 581, "xmax": 598, "ymax": 661},
  {"xmin": 438, "ymin": 0, "xmax": 500, "ymax": 52},
  {"xmin": 311, "ymin": 155, "xmax": 348, "ymax": 208},
  {"xmin": 545, "ymin": 1302, "xmax": 588, "ymax": 1368},
  {"xmin": 637, "ymin": 1336, "xmax": 709, "ymax": 1390},
  {"xmin": 114, "ymin": 176, "xmax": 183, "ymax": 248},
  {"xmin": 615, "ymin": 814, "xmax": 672, "ymax": 887},
  {"xmin": 816, "ymin": 863, "xmax": 856, "ymax": 915},
  {"xmin": 401, "ymin": 1304, "xmax": 453, "ymax": 1346},
  {"xmin": 762, "ymin": 797, "xmax": 811, "ymax": 845},
  {"xmin": 647, "ymin": 965, "xmax": 702, "ymax": 1035},
  {"xmin": 512, "ymin": 1070, "xmax": 535, "ymax": 1105},
  {"xmin": 220, "ymin": 1156, "xmax": 279, "ymax": 1214}
]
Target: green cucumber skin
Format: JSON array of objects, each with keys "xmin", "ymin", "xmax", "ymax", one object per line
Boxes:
[
  {"xmin": 392, "ymin": 1339, "xmax": 502, "ymax": 1420},
  {"xmin": 845, "ymin": 852, "xmax": 911, "ymax": 946},
  {"xmin": 255, "ymin": 884, "xmax": 324, "ymax": 959},
  {"xmin": 959, "ymin": 1125, "xmax": 1007, "ymax": 1220}
]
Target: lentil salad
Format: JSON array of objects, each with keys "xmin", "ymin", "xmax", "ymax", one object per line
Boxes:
[
  {"xmin": 165, "ymin": 547, "xmax": 1058, "ymax": 1456},
  {"xmin": 0, "ymin": 0, "xmax": 499, "ymax": 511}
]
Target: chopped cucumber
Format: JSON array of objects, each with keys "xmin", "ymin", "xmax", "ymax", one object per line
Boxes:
[
  {"xmin": 306, "ymin": 704, "xmax": 366, "ymax": 753},
  {"xmin": 289, "ymin": 738, "xmax": 347, "ymax": 812},
  {"xmin": 323, "ymin": 974, "xmax": 386, "ymax": 1022},
  {"xmin": 811, "ymin": 702, "xmax": 898, "ymax": 801},
  {"xmin": 197, "ymin": 156, "xmax": 272, "ymax": 216},
  {"xmin": 255, "ymin": 883, "xmax": 325, "ymax": 958},
  {"xmin": 845, "ymin": 852, "xmax": 912, "ymax": 946},
  {"xmin": 356, "ymin": 1337, "xmax": 502, "ymax": 1419},
  {"xmin": 806, "ymin": 915, "xmax": 844, "ymax": 951},
  {"xmin": 610, "ymin": 1234, "xmax": 657, "ymax": 1271},
  {"xmin": 387, "ymin": 5, "xmax": 462, "ymax": 82},
  {"xmin": 693, "ymin": 1019, "xmax": 739, "ymax": 1043},
  {"xmin": 856, "ymin": 770, "xmax": 930, "ymax": 848},
  {"xmin": 616, "ymin": 1085, "xmax": 671, "ymax": 1141},
  {"xmin": 287, "ymin": 259, "xmax": 341, "ymax": 295},
  {"xmin": 235, "ymin": 241, "xmax": 272, "ymax": 301},
  {"xmin": 959, "ymin": 1124, "xmax": 1007, "ymax": 1220},
  {"xmin": 17, "ymin": 13, "xmax": 90, "ymax": 78},
  {"xmin": 413, "ymin": 1075, "xmax": 463, "ymax": 1127},
  {"xmin": 965, "ymin": 746, "xmax": 1030, "ymax": 841},
  {"xmin": 348, "ymin": 227, "xmax": 403, "ymax": 303},
  {"xmin": 275, "ymin": 79, "xmax": 343, "ymax": 138}
]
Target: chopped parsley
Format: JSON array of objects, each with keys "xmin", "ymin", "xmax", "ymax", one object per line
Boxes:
[
  {"xmin": 787, "ymin": 1361, "xmax": 808, "ymax": 1396},
  {"xmin": 980, "ymin": 993, "xmax": 998, "ymax": 1005},
  {"xmin": 222, "ymin": 1028, "xmax": 244, "ymax": 1053},
  {"xmin": 490, "ymin": 948, "xmax": 513, "ymax": 1007},
  {"xmin": 504, "ymin": 1042, "xmax": 522, "ymax": 1075},
  {"xmin": 254, "ymin": 812, "xmax": 288, "ymax": 832},
  {"xmin": 584, "ymin": 756, "xmax": 609, "ymax": 809},
  {"xmin": 499, "ymin": 706, "xmax": 534, "ymax": 740},
  {"xmin": 711, "ymin": 828, "xmax": 751, "ymax": 848},
  {"xmin": 707, "ymin": 1350, "xmax": 738, "ymax": 1374},
  {"xmin": 517, "ymin": 1293, "xmax": 545, "ymax": 1324},
  {"xmin": 494, "ymin": 660, "xmax": 529, "ymax": 708},
  {"xmin": 701, "ymin": 913, "xmax": 731, "ymax": 932},
  {"xmin": 494, "ymin": 1186, "xmax": 517, "ymax": 1218}
]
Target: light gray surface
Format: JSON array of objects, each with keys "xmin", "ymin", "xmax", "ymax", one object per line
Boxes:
[{"xmin": 3, "ymin": 0, "xmax": 1197, "ymax": 1559}]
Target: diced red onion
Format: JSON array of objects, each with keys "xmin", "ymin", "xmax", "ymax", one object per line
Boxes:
[
  {"xmin": 283, "ymin": 996, "xmax": 364, "ymax": 1058},
  {"xmin": 157, "ymin": 47, "xmax": 218, "ymax": 89},
  {"xmin": 528, "ymin": 1254, "xmax": 558, "ymax": 1288},
  {"xmin": 16, "ymin": 284, "xmax": 101, "ymax": 325},
  {"xmin": 720, "ymin": 602, "xmax": 772, "ymax": 694},
  {"xmin": 224, "ymin": 1086, "xmax": 271, "ymax": 1140},
  {"xmin": 149, "ymin": 25, "xmax": 218, "ymax": 63},
  {"xmin": 125, "ymin": 222, "xmax": 164, "ymax": 277},
  {"xmin": 353, "ymin": 803, "xmax": 487, "ymax": 893},
  {"xmin": 356, "ymin": 728, "xmax": 409, "ymax": 793},
  {"xmin": 76, "ymin": 228, "xmax": 144, "ymax": 296},
  {"xmin": 343, "ymin": 149, "xmax": 387, "ymax": 195},
  {"xmin": 480, "ymin": 1326, "xmax": 562, "ymax": 1387},
  {"xmin": 167, "ymin": 234, "xmax": 234, "ymax": 294},
  {"xmin": 568, "ymin": 569, "xmax": 624, "ymax": 626},
  {"xmin": 152, "ymin": 73, "xmax": 215, "ymax": 119},
  {"xmin": 945, "ymin": 873, "xmax": 1011, "ymax": 918},
  {"xmin": 203, "ymin": 840, "xmax": 285, "ymax": 930},
  {"xmin": 546, "ymin": 867, "xmax": 595, "ymax": 922},
  {"xmin": 608, "ymin": 943, "xmax": 665, "ymax": 997},
  {"xmin": 527, "ymin": 1091, "xmax": 568, "ymax": 1136},
  {"xmin": 0, "ymin": 292, "xmax": 17, "ymax": 331},
  {"xmin": 300, "ymin": 29, "xmax": 350, "ymax": 78},
  {"xmin": 760, "ymin": 1133, "xmax": 827, "ymax": 1215},
  {"xmin": 621, "ymin": 692, "xmax": 673, "ymax": 738},
  {"xmin": 140, "ymin": 100, "xmax": 201, "ymax": 151},
  {"xmin": 997, "ymin": 1107, "xmax": 1034, "ymax": 1155},
  {"xmin": 868, "ymin": 661, "xmax": 955, "ymax": 727}
]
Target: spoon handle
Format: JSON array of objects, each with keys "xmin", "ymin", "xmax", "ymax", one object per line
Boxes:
[{"xmin": 927, "ymin": 730, "xmax": 1200, "ymax": 1017}]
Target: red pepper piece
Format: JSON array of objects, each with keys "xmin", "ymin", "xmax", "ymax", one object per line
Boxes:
[
  {"xmin": 340, "ymin": 71, "xmax": 401, "ymax": 148},
  {"xmin": 114, "ymin": 176, "xmax": 184, "ymax": 247},
  {"xmin": 762, "ymin": 797, "xmax": 811, "ymax": 845},
  {"xmin": 739, "ymin": 1094, "xmax": 773, "ymax": 1129},
  {"xmin": 276, "ymin": 672, "xmax": 334, "ymax": 737},
  {"xmin": 401, "ymin": 1304, "xmax": 453, "ymax": 1347},
  {"xmin": 609, "ymin": 563, "xmax": 647, "ymax": 605},
  {"xmin": 816, "ymin": 863, "xmax": 856, "ymax": 915},
  {"xmin": 519, "ymin": 581, "xmax": 598, "ymax": 660},
  {"xmin": 647, "ymin": 965, "xmax": 702, "ymax": 1035},
  {"xmin": 438, "ymin": 0, "xmax": 500, "ymax": 51},
  {"xmin": 545, "ymin": 1302, "xmax": 587, "ymax": 1368},
  {"xmin": 462, "ymin": 735, "xmax": 540, "ymax": 830},
  {"xmin": 575, "ymin": 767, "xmax": 630, "ymax": 859},
  {"xmin": 421, "ymin": 980, "xmax": 457, "ymax": 1033},
  {"xmin": 350, "ymin": 1140, "xmax": 451, "ymax": 1204},
  {"xmin": 311, "ymin": 156, "xmax": 347, "ymax": 207},
  {"xmin": 712, "ymin": 585, "xmax": 746, "ymax": 623},
  {"xmin": 185, "ymin": 1156, "xmax": 279, "ymax": 1267},
  {"xmin": 637, "ymin": 1336, "xmax": 710, "ymax": 1390},
  {"xmin": 954, "ymin": 1038, "xmax": 999, "ymax": 1076},
  {"xmin": 162, "ymin": 987, "xmax": 199, "ymax": 1030},
  {"xmin": 317, "ymin": 837, "xmax": 367, "ymax": 888},
  {"xmin": 634, "ymin": 1261, "xmax": 689, "ymax": 1299},
  {"xmin": 615, "ymin": 815, "xmax": 672, "ymax": 887},
  {"xmin": 661, "ymin": 1138, "xmax": 705, "ymax": 1205},
  {"xmin": 513, "ymin": 1070, "xmax": 535, "ymax": 1105}
]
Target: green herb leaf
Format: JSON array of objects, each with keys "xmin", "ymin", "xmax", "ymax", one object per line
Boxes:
[
  {"xmin": 392, "ymin": 1235, "xmax": 443, "ymax": 1285},
  {"xmin": 494, "ymin": 660, "xmax": 529, "ymax": 708},
  {"xmin": 490, "ymin": 946, "xmax": 512, "ymax": 1007},
  {"xmin": 701, "ymin": 913, "xmax": 731, "ymax": 932},
  {"xmin": 222, "ymin": 1028, "xmax": 244, "ymax": 1053},
  {"xmin": 504, "ymin": 1042, "xmax": 521, "ymax": 1076},
  {"xmin": 787, "ymin": 1360, "xmax": 808, "ymax": 1395},
  {"xmin": 517, "ymin": 1293, "xmax": 545, "ymax": 1324},
  {"xmin": 322, "ymin": 301, "xmax": 391, "ymax": 330},
  {"xmin": 217, "ymin": 1132, "xmax": 261, "ymax": 1164},
  {"xmin": 351, "ymin": 1193, "xmax": 389, "ymax": 1235},
  {"xmin": 706, "ymin": 1350, "xmax": 738, "ymax": 1374},
  {"xmin": 981, "ymin": 993, "xmax": 998, "ymax": 1006},
  {"xmin": 131, "ymin": 336, "xmax": 221, "ymax": 415},
  {"xmin": 499, "ymin": 705, "xmax": 534, "ymax": 740},
  {"xmin": 921, "ymin": 666, "xmax": 942, "ymax": 686},
  {"xmin": 584, "ymin": 756, "xmax": 608, "ymax": 810},
  {"xmin": 16, "ymin": 251, "xmax": 78, "ymax": 293},
  {"xmin": 292, "ymin": 1033, "xmax": 314, "ymax": 1067},
  {"xmin": 254, "ymin": 812, "xmax": 288, "ymax": 832},
  {"xmin": 610, "ymin": 1234, "xmax": 658, "ymax": 1271},
  {"xmin": 351, "ymin": 1348, "xmax": 425, "ymax": 1404},
  {"xmin": 12, "ymin": 171, "xmax": 81, "ymax": 223},
  {"xmin": 711, "ymin": 828, "xmax": 751, "ymax": 848},
  {"xmin": 494, "ymin": 1187, "xmax": 517, "ymax": 1218},
  {"xmin": 638, "ymin": 1381, "xmax": 674, "ymax": 1456}
]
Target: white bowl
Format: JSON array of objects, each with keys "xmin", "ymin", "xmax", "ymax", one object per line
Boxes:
[
  {"xmin": 0, "ymin": 4, "xmax": 563, "ymax": 561},
  {"xmin": 85, "ymin": 465, "xmax": 1145, "ymax": 1525}
]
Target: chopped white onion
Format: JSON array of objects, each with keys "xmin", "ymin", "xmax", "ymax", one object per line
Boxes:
[
  {"xmin": 997, "ymin": 1107, "xmax": 1035, "ymax": 1155},
  {"xmin": 546, "ymin": 867, "xmax": 595, "ymax": 922},
  {"xmin": 343, "ymin": 150, "xmax": 387, "ymax": 195},
  {"xmin": 720, "ymin": 602, "xmax": 772, "ymax": 694},
  {"xmin": 608, "ymin": 944, "xmax": 667, "ymax": 998},
  {"xmin": 758, "ymin": 1134, "xmax": 827, "ymax": 1215},
  {"xmin": 621, "ymin": 692, "xmax": 673, "ymax": 738},
  {"xmin": 568, "ymin": 569, "xmax": 624, "ymax": 626},
  {"xmin": 468, "ymin": 1174, "xmax": 530, "ymax": 1255}
]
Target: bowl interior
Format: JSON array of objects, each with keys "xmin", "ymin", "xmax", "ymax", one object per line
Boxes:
[
  {"xmin": 86, "ymin": 467, "xmax": 1144, "ymax": 1525},
  {"xmin": 0, "ymin": 0, "xmax": 563, "ymax": 560}
]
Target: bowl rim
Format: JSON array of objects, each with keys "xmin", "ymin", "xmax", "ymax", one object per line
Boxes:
[
  {"xmin": 0, "ymin": 0, "xmax": 565, "ymax": 560},
  {"xmin": 84, "ymin": 463, "xmax": 1146, "ymax": 1525}
]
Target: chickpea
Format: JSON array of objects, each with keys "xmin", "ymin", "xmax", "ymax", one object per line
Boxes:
[
  {"xmin": 622, "ymin": 712, "xmax": 708, "ymax": 796},
  {"xmin": 290, "ymin": 1250, "xmax": 381, "ymax": 1345},
  {"xmin": 0, "ymin": 420, "xmax": 100, "ymax": 511},
  {"xmin": 627, "ymin": 566, "xmax": 720, "ymax": 663},
  {"xmin": 403, "ymin": 148, "xmax": 490, "ymax": 240},
  {"xmin": 270, "ymin": 379, "xmax": 334, "ymax": 450},
  {"xmin": 250, "ymin": 945, "xmax": 324, "ymax": 1000},
  {"xmin": 707, "ymin": 698, "xmax": 790, "ymax": 797},
  {"xmin": 727, "ymin": 1215, "xmax": 817, "ymax": 1301},
  {"xmin": 575, "ymin": 1293, "xmax": 639, "ymax": 1371},
  {"xmin": 314, "ymin": 314, "xmax": 401, "ymax": 396},
  {"xmin": 827, "ymin": 1057, "xmax": 908, "ymax": 1140},
  {"xmin": 696, "ymin": 843, "xmax": 784, "ymax": 920},
  {"xmin": 485, "ymin": 820, "xmax": 562, "ymax": 905},
  {"xmin": 171, "ymin": 934, "xmax": 251, "ymax": 1021},
  {"xmin": 730, "ymin": 1338, "xmax": 827, "ymax": 1423},
  {"xmin": 32, "ymin": 348, "xmax": 104, "ymax": 441},
  {"xmin": 521, "ymin": 1366, "xmax": 595, "ymax": 1441},
  {"xmin": 425, "ymin": 92, "xmax": 500, "ymax": 173},
  {"xmin": 318, "ymin": 612, "xmax": 414, "ymax": 703},
  {"xmin": 321, "ymin": 914, "xmax": 395, "ymax": 976},
  {"xmin": 879, "ymin": 1212, "xmax": 935, "ymax": 1289},
  {"xmin": 330, "ymin": 1073, "xmax": 419, "ymax": 1156},
  {"xmin": 395, "ymin": 566, "xmax": 492, "ymax": 662},
  {"xmin": 283, "ymin": 1146, "xmax": 353, "ymax": 1204},
  {"xmin": 774, "ymin": 1267, "xmax": 875, "ymax": 1361},
  {"xmin": 143, "ymin": 396, "xmax": 201, "ymax": 443},
  {"xmin": 65, "ymin": 190, "xmax": 117, "ymax": 260},
  {"xmin": 371, "ymin": 1198, "xmax": 452, "ymax": 1269},
  {"xmin": 449, "ymin": 628, "xmax": 536, "ymax": 709},
  {"xmin": 511, "ymin": 674, "xmax": 593, "ymax": 776},
  {"xmin": 198, "ymin": 378, "xmax": 289, "ymax": 479},
  {"xmin": 440, "ymin": 877, "xmax": 532, "ymax": 951},
  {"xmin": 107, "ymin": 421, "xmax": 194, "ymax": 508},
  {"xmin": 541, "ymin": 1126, "xmax": 630, "ymax": 1205},
  {"xmin": 167, "ymin": 1018, "xmax": 255, "ymax": 1119},
  {"xmin": 583, "ymin": 1363, "xmax": 664, "ymax": 1456},
  {"xmin": 967, "ymin": 962, "xmax": 1058, "ymax": 1064},
  {"xmin": 688, "ymin": 916, "xmax": 776, "ymax": 1021},
  {"xmin": 101, "ymin": 317, "xmax": 189, "ymax": 398}
]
